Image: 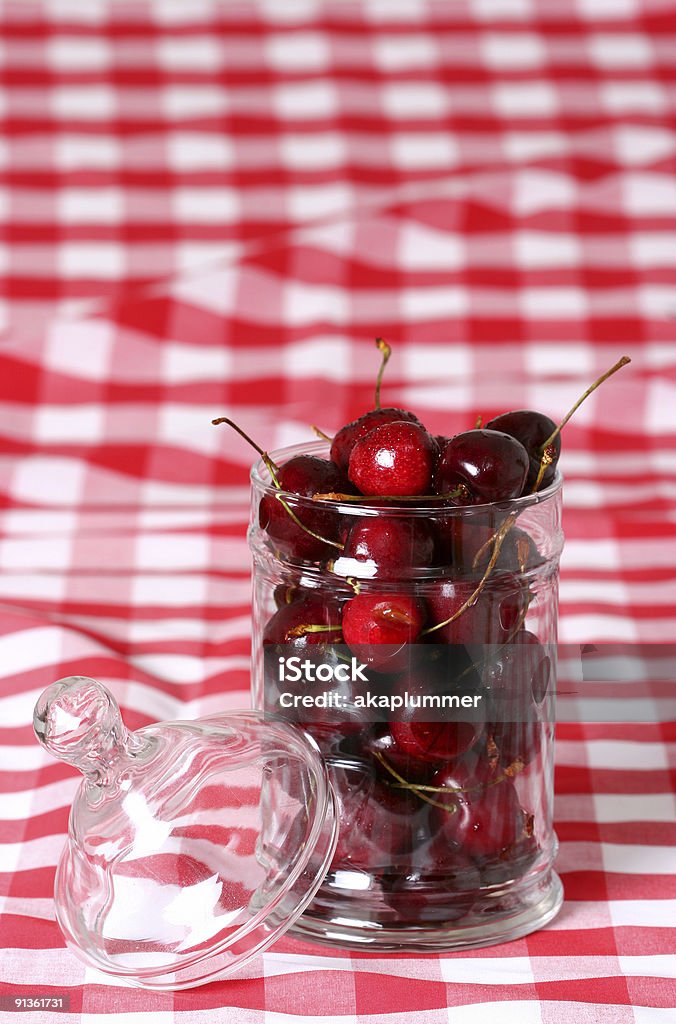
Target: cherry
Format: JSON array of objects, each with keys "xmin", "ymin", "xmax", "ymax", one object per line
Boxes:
[
  {"xmin": 439, "ymin": 520, "xmax": 542, "ymax": 577},
  {"xmin": 259, "ymin": 454, "xmax": 352, "ymax": 561},
  {"xmin": 486, "ymin": 410, "xmax": 560, "ymax": 492},
  {"xmin": 363, "ymin": 724, "xmax": 439, "ymax": 785},
  {"xmin": 426, "ymin": 577, "xmax": 526, "ymax": 644},
  {"xmin": 273, "ymin": 582, "xmax": 302, "ymax": 608},
  {"xmin": 329, "ymin": 337, "xmax": 423, "ymax": 473},
  {"xmin": 387, "ymin": 646, "xmax": 482, "ymax": 764},
  {"xmin": 349, "ymin": 421, "xmax": 436, "ymax": 496},
  {"xmin": 482, "ymin": 629, "xmax": 550, "ymax": 768},
  {"xmin": 486, "ymin": 356, "xmax": 631, "ymax": 492},
  {"xmin": 341, "ymin": 592, "xmax": 426, "ymax": 672},
  {"xmin": 328, "ymin": 764, "xmax": 428, "ymax": 871},
  {"xmin": 389, "ymin": 719, "xmax": 479, "ymax": 766},
  {"xmin": 435, "ymin": 429, "xmax": 529, "ymax": 505},
  {"xmin": 331, "ymin": 407, "xmax": 421, "ymax": 472},
  {"xmin": 340, "ymin": 515, "xmax": 437, "ymax": 578},
  {"xmin": 429, "ymin": 763, "xmax": 528, "ymax": 861},
  {"xmin": 263, "ymin": 593, "xmax": 373, "ymax": 752}
]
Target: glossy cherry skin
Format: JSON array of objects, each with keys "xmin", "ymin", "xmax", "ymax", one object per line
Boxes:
[
  {"xmin": 331, "ymin": 407, "xmax": 421, "ymax": 472},
  {"xmin": 263, "ymin": 593, "xmax": 373, "ymax": 751},
  {"xmin": 482, "ymin": 629, "xmax": 550, "ymax": 768},
  {"xmin": 328, "ymin": 764, "xmax": 429, "ymax": 870},
  {"xmin": 263, "ymin": 591, "xmax": 343, "ymax": 647},
  {"xmin": 486, "ymin": 409, "xmax": 561, "ymax": 492},
  {"xmin": 388, "ymin": 646, "xmax": 482, "ymax": 764},
  {"xmin": 259, "ymin": 455, "xmax": 352, "ymax": 561},
  {"xmin": 342, "ymin": 592, "xmax": 426, "ymax": 672},
  {"xmin": 427, "ymin": 577, "xmax": 527, "ymax": 645},
  {"xmin": 439, "ymin": 520, "xmax": 543, "ymax": 577},
  {"xmin": 363, "ymin": 724, "xmax": 439, "ymax": 785},
  {"xmin": 429, "ymin": 763, "xmax": 528, "ymax": 861},
  {"xmin": 435, "ymin": 429, "xmax": 529, "ymax": 505},
  {"xmin": 341, "ymin": 516, "xmax": 437, "ymax": 578},
  {"xmin": 348, "ymin": 421, "xmax": 436, "ymax": 497}
]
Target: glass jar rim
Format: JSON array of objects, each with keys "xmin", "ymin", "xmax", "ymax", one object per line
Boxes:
[{"xmin": 250, "ymin": 439, "xmax": 562, "ymax": 519}]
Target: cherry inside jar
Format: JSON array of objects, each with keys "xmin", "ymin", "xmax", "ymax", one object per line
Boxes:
[{"xmin": 249, "ymin": 441, "xmax": 564, "ymax": 951}]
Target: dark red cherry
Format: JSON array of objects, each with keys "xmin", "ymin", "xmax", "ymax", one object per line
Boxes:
[
  {"xmin": 439, "ymin": 520, "xmax": 543, "ymax": 577},
  {"xmin": 259, "ymin": 455, "xmax": 351, "ymax": 561},
  {"xmin": 435, "ymin": 429, "xmax": 529, "ymax": 505},
  {"xmin": 340, "ymin": 516, "xmax": 437, "ymax": 577},
  {"xmin": 263, "ymin": 593, "xmax": 372, "ymax": 751},
  {"xmin": 341, "ymin": 592, "xmax": 426, "ymax": 672},
  {"xmin": 486, "ymin": 409, "xmax": 561, "ymax": 492},
  {"xmin": 328, "ymin": 764, "xmax": 427, "ymax": 870},
  {"xmin": 388, "ymin": 646, "xmax": 482, "ymax": 763},
  {"xmin": 483, "ymin": 629, "xmax": 550, "ymax": 768},
  {"xmin": 389, "ymin": 719, "xmax": 479, "ymax": 765},
  {"xmin": 430, "ymin": 765, "xmax": 528, "ymax": 860},
  {"xmin": 363, "ymin": 724, "xmax": 439, "ymax": 785},
  {"xmin": 348, "ymin": 421, "xmax": 436, "ymax": 496},
  {"xmin": 263, "ymin": 591, "xmax": 343, "ymax": 647},
  {"xmin": 273, "ymin": 582, "xmax": 302, "ymax": 608},
  {"xmin": 330, "ymin": 407, "xmax": 421, "ymax": 471},
  {"xmin": 427, "ymin": 577, "xmax": 526, "ymax": 645}
]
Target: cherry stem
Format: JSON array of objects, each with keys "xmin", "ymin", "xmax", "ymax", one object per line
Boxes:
[
  {"xmin": 311, "ymin": 425, "xmax": 332, "ymax": 441},
  {"xmin": 345, "ymin": 576, "xmax": 362, "ymax": 595},
  {"xmin": 313, "ymin": 491, "xmax": 455, "ymax": 504},
  {"xmin": 374, "ymin": 750, "xmax": 525, "ymax": 815},
  {"xmin": 212, "ymin": 416, "xmax": 281, "ymax": 486},
  {"xmin": 372, "ymin": 751, "xmax": 457, "ymax": 813},
  {"xmin": 212, "ymin": 416, "xmax": 343, "ymax": 550},
  {"xmin": 374, "ymin": 337, "xmax": 391, "ymax": 410},
  {"xmin": 287, "ymin": 623, "xmax": 342, "ymax": 639},
  {"xmin": 475, "ymin": 414, "xmax": 482, "ymax": 429},
  {"xmin": 421, "ymin": 512, "xmax": 519, "ymax": 637},
  {"xmin": 275, "ymin": 493, "xmax": 345, "ymax": 551},
  {"xmin": 379, "ymin": 606, "xmax": 415, "ymax": 627},
  {"xmin": 448, "ymin": 589, "xmax": 533, "ymax": 690},
  {"xmin": 531, "ymin": 355, "xmax": 631, "ymax": 491}
]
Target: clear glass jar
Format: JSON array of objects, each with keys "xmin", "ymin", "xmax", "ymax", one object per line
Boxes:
[{"xmin": 249, "ymin": 440, "xmax": 564, "ymax": 951}]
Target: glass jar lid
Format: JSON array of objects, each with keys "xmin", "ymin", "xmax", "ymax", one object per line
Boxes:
[{"xmin": 33, "ymin": 677, "xmax": 338, "ymax": 990}]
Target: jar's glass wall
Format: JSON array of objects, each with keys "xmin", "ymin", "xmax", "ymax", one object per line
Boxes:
[{"xmin": 249, "ymin": 441, "xmax": 564, "ymax": 950}]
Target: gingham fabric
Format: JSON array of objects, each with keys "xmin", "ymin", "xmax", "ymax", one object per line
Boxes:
[{"xmin": 1, "ymin": 0, "xmax": 675, "ymax": 1021}]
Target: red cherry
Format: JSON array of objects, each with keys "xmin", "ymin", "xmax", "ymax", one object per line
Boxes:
[
  {"xmin": 430, "ymin": 765, "xmax": 528, "ymax": 860},
  {"xmin": 486, "ymin": 409, "xmax": 561, "ymax": 492},
  {"xmin": 328, "ymin": 764, "xmax": 427, "ymax": 870},
  {"xmin": 427, "ymin": 578, "xmax": 525, "ymax": 645},
  {"xmin": 341, "ymin": 516, "xmax": 437, "ymax": 578},
  {"xmin": 386, "ymin": 645, "xmax": 482, "ymax": 764},
  {"xmin": 341, "ymin": 592, "xmax": 426, "ymax": 672},
  {"xmin": 263, "ymin": 593, "xmax": 372, "ymax": 752},
  {"xmin": 435, "ymin": 429, "xmax": 529, "ymax": 504},
  {"xmin": 363, "ymin": 724, "xmax": 439, "ymax": 785},
  {"xmin": 439, "ymin": 520, "xmax": 543, "ymax": 576},
  {"xmin": 390, "ymin": 720, "xmax": 479, "ymax": 765},
  {"xmin": 330, "ymin": 407, "xmax": 421, "ymax": 471},
  {"xmin": 348, "ymin": 421, "xmax": 436, "ymax": 497},
  {"xmin": 484, "ymin": 630, "xmax": 551, "ymax": 767},
  {"xmin": 263, "ymin": 591, "xmax": 343, "ymax": 647},
  {"xmin": 259, "ymin": 454, "xmax": 351, "ymax": 561}
]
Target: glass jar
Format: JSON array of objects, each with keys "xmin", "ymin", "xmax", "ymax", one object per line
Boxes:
[{"xmin": 249, "ymin": 440, "xmax": 564, "ymax": 951}]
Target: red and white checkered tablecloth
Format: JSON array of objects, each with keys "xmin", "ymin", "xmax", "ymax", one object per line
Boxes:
[{"xmin": 1, "ymin": 0, "xmax": 675, "ymax": 1020}]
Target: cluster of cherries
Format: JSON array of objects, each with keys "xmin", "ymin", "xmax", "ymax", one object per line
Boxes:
[{"xmin": 215, "ymin": 345, "xmax": 629, "ymax": 922}]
